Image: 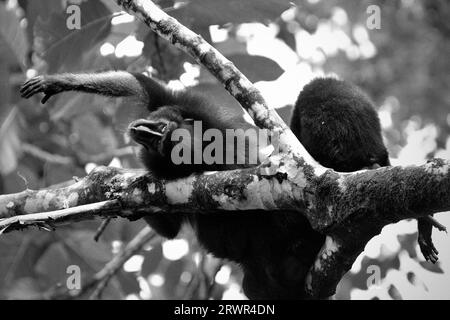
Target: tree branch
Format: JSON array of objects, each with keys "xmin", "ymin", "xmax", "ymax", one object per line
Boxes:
[
  {"xmin": 3, "ymin": 155, "xmax": 450, "ymax": 297},
  {"xmin": 2, "ymin": 157, "xmax": 449, "ymax": 231},
  {"xmin": 0, "ymin": 200, "xmax": 121, "ymax": 233},
  {"xmin": 47, "ymin": 226, "xmax": 159, "ymax": 300},
  {"xmin": 88, "ymin": 226, "xmax": 158, "ymax": 300}
]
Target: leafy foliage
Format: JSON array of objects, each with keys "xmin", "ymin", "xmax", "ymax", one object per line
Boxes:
[
  {"xmin": 170, "ymin": 0, "xmax": 293, "ymax": 27},
  {"xmin": 33, "ymin": 0, "xmax": 112, "ymax": 72}
]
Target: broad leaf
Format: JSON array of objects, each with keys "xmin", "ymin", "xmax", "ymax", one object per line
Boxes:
[
  {"xmin": 227, "ymin": 54, "xmax": 283, "ymax": 82},
  {"xmin": 34, "ymin": 0, "xmax": 112, "ymax": 72},
  {"xmin": 171, "ymin": 0, "xmax": 293, "ymax": 27}
]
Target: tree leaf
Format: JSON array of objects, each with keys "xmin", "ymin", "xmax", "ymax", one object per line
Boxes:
[
  {"xmin": 71, "ymin": 113, "xmax": 118, "ymax": 156},
  {"xmin": 34, "ymin": 0, "xmax": 112, "ymax": 72},
  {"xmin": 171, "ymin": 0, "xmax": 293, "ymax": 27},
  {"xmin": 227, "ymin": 54, "xmax": 283, "ymax": 82}
]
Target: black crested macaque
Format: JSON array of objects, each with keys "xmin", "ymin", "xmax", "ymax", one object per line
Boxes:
[
  {"xmin": 291, "ymin": 77, "xmax": 445, "ymax": 263},
  {"xmin": 20, "ymin": 72, "xmax": 444, "ymax": 300}
]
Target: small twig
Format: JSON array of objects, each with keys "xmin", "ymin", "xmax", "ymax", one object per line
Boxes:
[
  {"xmin": 197, "ymin": 254, "xmax": 208, "ymax": 299},
  {"xmin": 89, "ymin": 226, "xmax": 159, "ymax": 299},
  {"xmin": 22, "ymin": 143, "xmax": 74, "ymax": 166},
  {"xmin": 206, "ymin": 260, "xmax": 224, "ymax": 297},
  {"xmin": 94, "ymin": 217, "xmax": 113, "ymax": 242},
  {"xmin": 78, "ymin": 146, "xmax": 135, "ymax": 164},
  {"xmin": 23, "ymin": 143, "xmax": 135, "ymax": 166},
  {"xmin": 47, "ymin": 226, "xmax": 159, "ymax": 300},
  {"xmin": 153, "ymin": 35, "xmax": 167, "ymax": 79},
  {"xmin": 0, "ymin": 107, "xmax": 18, "ymax": 138},
  {"xmin": 182, "ymin": 255, "xmax": 222, "ymax": 300},
  {"xmin": 16, "ymin": 171, "xmax": 29, "ymax": 190},
  {"xmin": 183, "ymin": 270, "xmax": 200, "ymax": 300},
  {"xmin": 0, "ymin": 200, "xmax": 121, "ymax": 233}
]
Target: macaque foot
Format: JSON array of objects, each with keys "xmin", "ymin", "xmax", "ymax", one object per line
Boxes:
[
  {"xmin": 417, "ymin": 216, "xmax": 447, "ymax": 264},
  {"xmin": 418, "ymin": 234, "xmax": 439, "ymax": 264}
]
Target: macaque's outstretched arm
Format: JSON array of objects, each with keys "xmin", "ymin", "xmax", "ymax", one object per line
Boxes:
[{"xmin": 20, "ymin": 71, "xmax": 173, "ymax": 108}]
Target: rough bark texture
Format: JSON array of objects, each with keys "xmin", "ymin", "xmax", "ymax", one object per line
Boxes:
[{"xmin": 1, "ymin": 156, "xmax": 449, "ymax": 297}]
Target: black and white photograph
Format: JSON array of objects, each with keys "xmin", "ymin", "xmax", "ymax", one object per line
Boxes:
[{"xmin": 0, "ymin": 0, "xmax": 449, "ymax": 308}]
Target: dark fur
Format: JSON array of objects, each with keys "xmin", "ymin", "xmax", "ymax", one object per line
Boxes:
[
  {"xmin": 291, "ymin": 77, "xmax": 390, "ymax": 171},
  {"xmin": 20, "ymin": 72, "xmax": 437, "ymax": 299},
  {"xmin": 130, "ymin": 75, "xmax": 325, "ymax": 298},
  {"xmin": 291, "ymin": 77, "xmax": 437, "ymax": 263}
]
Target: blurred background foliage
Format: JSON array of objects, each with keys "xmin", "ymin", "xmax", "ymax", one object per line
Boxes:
[{"xmin": 0, "ymin": 0, "xmax": 449, "ymax": 300}]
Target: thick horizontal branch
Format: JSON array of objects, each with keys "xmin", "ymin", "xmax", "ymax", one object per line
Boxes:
[
  {"xmin": 318, "ymin": 158, "xmax": 450, "ymax": 234},
  {"xmin": 0, "ymin": 155, "xmax": 307, "ymax": 227},
  {"xmin": 1, "ymin": 157, "xmax": 449, "ymax": 235},
  {"xmin": 1, "ymin": 154, "xmax": 450, "ymax": 298}
]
